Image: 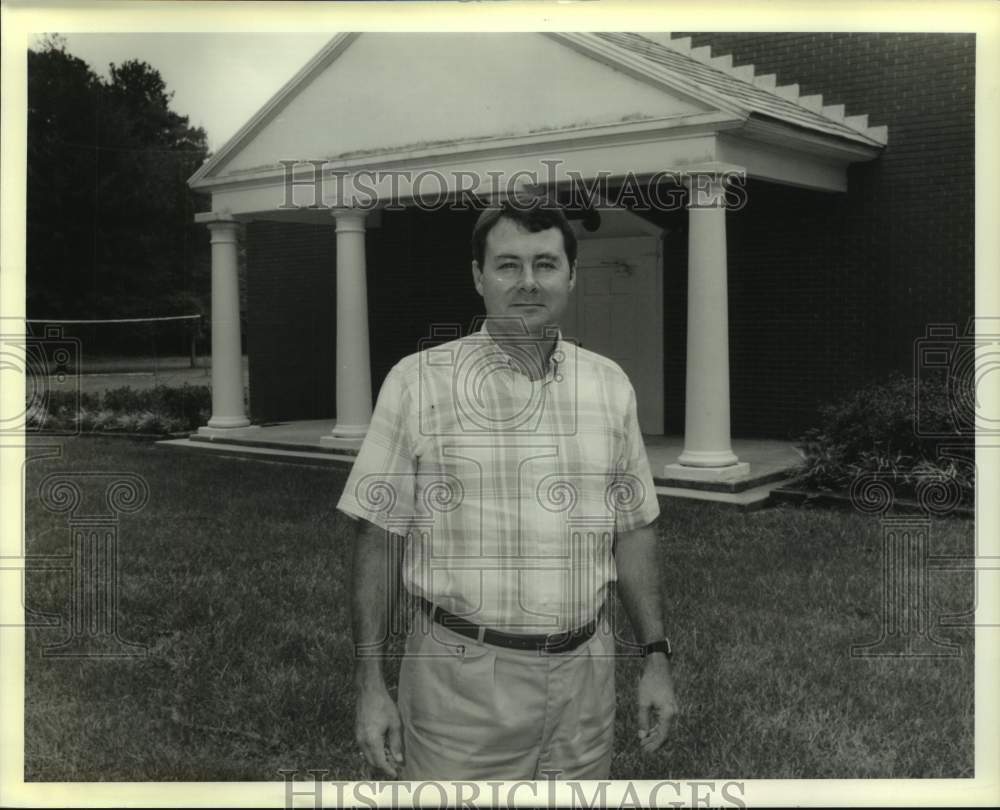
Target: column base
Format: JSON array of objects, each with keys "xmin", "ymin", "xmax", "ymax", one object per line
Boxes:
[
  {"xmin": 662, "ymin": 461, "xmax": 751, "ymax": 483},
  {"xmin": 321, "ymin": 420, "xmax": 370, "ymax": 449},
  {"xmin": 198, "ymin": 423, "xmax": 259, "ymax": 438},
  {"xmin": 327, "ymin": 421, "xmax": 370, "ymax": 439},
  {"xmin": 320, "ymin": 434, "xmax": 366, "ymax": 450},
  {"xmin": 205, "ymin": 414, "xmax": 253, "ymax": 429},
  {"xmin": 677, "ymin": 447, "xmax": 741, "ymax": 467}
]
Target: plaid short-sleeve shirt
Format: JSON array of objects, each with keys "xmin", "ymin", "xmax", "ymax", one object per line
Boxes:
[{"xmin": 337, "ymin": 324, "xmax": 660, "ymax": 633}]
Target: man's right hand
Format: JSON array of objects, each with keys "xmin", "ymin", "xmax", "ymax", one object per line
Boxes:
[{"xmin": 355, "ymin": 679, "xmax": 405, "ymax": 778}]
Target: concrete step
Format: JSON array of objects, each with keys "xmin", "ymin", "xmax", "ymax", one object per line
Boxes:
[
  {"xmin": 653, "ymin": 479, "xmax": 783, "ymax": 510},
  {"xmin": 187, "ymin": 432, "xmax": 359, "ymax": 456},
  {"xmin": 158, "ymin": 438, "xmax": 355, "ymax": 467},
  {"xmin": 653, "ymin": 466, "xmax": 796, "ymax": 494}
]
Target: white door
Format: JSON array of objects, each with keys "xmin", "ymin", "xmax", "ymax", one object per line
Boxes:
[{"xmin": 561, "ymin": 235, "xmax": 664, "ymax": 435}]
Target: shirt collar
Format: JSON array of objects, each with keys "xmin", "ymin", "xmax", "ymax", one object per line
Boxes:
[{"xmin": 476, "ymin": 320, "xmax": 565, "ymax": 383}]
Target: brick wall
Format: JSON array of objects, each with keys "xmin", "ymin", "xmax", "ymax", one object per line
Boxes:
[
  {"xmin": 367, "ymin": 207, "xmax": 484, "ymax": 393},
  {"xmin": 245, "ymin": 221, "xmax": 337, "ymax": 422},
  {"xmin": 674, "ymin": 32, "xmax": 975, "ymax": 436}
]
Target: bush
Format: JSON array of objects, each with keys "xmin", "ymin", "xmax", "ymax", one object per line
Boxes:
[
  {"xmin": 102, "ymin": 384, "xmax": 212, "ymax": 424},
  {"xmin": 31, "ymin": 384, "xmax": 212, "ymax": 435},
  {"xmin": 797, "ymin": 372, "xmax": 974, "ymax": 505}
]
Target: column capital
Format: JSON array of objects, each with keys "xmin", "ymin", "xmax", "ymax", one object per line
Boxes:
[
  {"xmin": 195, "ymin": 212, "xmax": 240, "ymax": 242},
  {"xmin": 331, "ymin": 207, "xmax": 369, "ymax": 233},
  {"xmin": 679, "ymin": 164, "xmax": 746, "ymax": 209},
  {"xmin": 194, "ymin": 211, "xmax": 238, "ymax": 226}
]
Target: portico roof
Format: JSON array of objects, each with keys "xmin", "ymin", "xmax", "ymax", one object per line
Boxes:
[
  {"xmin": 600, "ymin": 33, "xmax": 888, "ymax": 146},
  {"xmin": 188, "ymin": 32, "xmax": 887, "ymax": 209}
]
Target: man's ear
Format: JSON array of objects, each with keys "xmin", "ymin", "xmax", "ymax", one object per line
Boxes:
[
  {"xmin": 568, "ymin": 260, "xmax": 577, "ymax": 292},
  {"xmin": 472, "ymin": 260, "xmax": 484, "ymax": 297}
]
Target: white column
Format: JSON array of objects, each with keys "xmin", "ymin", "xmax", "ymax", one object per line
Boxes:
[
  {"xmin": 195, "ymin": 212, "xmax": 252, "ymax": 433},
  {"xmin": 664, "ymin": 172, "xmax": 749, "ymax": 481},
  {"xmin": 321, "ymin": 208, "xmax": 373, "ymax": 447}
]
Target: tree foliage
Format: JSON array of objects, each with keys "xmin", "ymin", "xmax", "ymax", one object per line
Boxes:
[{"xmin": 27, "ymin": 36, "xmax": 211, "ymax": 324}]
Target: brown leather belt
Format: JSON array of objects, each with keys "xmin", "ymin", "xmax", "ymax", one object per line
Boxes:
[{"xmin": 417, "ymin": 597, "xmax": 596, "ymax": 654}]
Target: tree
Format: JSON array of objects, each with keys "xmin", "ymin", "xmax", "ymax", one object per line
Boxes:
[
  {"xmin": 27, "ymin": 37, "xmax": 103, "ymax": 317},
  {"xmin": 27, "ymin": 36, "xmax": 211, "ymax": 347}
]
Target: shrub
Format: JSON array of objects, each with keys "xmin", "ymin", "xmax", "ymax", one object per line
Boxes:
[
  {"xmin": 30, "ymin": 384, "xmax": 213, "ymax": 435},
  {"xmin": 102, "ymin": 384, "xmax": 212, "ymax": 422},
  {"xmin": 90, "ymin": 408, "xmax": 120, "ymax": 431},
  {"xmin": 797, "ymin": 372, "xmax": 974, "ymax": 505}
]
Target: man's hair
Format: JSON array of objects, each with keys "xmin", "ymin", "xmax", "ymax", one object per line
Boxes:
[{"xmin": 471, "ymin": 200, "xmax": 578, "ymax": 268}]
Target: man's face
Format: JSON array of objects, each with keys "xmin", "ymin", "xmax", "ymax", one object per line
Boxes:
[{"xmin": 472, "ymin": 217, "xmax": 576, "ymax": 338}]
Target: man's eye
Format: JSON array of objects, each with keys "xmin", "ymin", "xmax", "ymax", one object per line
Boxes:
[
  {"xmin": 498, "ymin": 262, "xmax": 519, "ymax": 271},
  {"xmin": 536, "ymin": 262, "xmax": 557, "ymax": 271}
]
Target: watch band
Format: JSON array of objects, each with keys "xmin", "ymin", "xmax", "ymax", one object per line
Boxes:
[{"xmin": 641, "ymin": 638, "xmax": 673, "ymax": 659}]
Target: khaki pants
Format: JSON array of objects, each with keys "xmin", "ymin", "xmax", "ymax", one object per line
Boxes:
[{"xmin": 397, "ymin": 619, "xmax": 615, "ymax": 781}]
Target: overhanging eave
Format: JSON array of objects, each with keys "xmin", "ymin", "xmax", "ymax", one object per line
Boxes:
[{"xmin": 716, "ymin": 117, "xmax": 885, "ymax": 193}]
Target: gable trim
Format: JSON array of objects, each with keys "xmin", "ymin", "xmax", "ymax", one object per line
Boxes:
[
  {"xmin": 190, "ymin": 111, "xmax": 738, "ymax": 192},
  {"xmin": 188, "ymin": 33, "xmax": 359, "ymax": 187},
  {"xmin": 546, "ymin": 32, "xmax": 751, "ymax": 122}
]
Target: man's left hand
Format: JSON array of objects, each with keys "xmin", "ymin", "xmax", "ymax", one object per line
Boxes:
[{"xmin": 636, "ymin": 654, "xmax": 678, "ymax": 753}]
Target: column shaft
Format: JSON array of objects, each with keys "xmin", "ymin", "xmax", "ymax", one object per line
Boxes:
[
  {"xmin": 328, "ymin": 209, "xmax": 373, "ymax": 440},
  {"xmin": 204, "ymin": 219, "xmax": 250, "ymax": 430},
  {"xmin": 674, "ymin": 174, "xmax": 746, "ymax": 474}
]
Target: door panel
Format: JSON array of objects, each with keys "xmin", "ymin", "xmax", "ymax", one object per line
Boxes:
[{"xmin": 565, "ymin": 236, "xmax": 663, "ymax": 434}]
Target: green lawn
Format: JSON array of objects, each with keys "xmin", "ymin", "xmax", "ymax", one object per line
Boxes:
[{"xmin": 23, "ymin": 437, "xmax": 974, "ymax": 781}]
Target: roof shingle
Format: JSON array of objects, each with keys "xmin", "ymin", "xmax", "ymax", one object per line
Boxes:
[{"xmin": 596, "ymin": 32, "xmax": 888, "ymax": 146}]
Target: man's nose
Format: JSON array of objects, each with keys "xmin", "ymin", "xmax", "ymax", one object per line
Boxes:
[{"xmin": 518, "ymin": 267, "xmax": 539, "ymax": 291}]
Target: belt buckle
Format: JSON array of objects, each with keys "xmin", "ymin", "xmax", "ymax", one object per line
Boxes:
[{"xmin": 541, "ymin": 630, "xmax": 571, "ymax": 654}]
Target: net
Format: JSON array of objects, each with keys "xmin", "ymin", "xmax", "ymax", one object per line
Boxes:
[{"xmin": 25, "ymin": 314, "xmax": 206, "ymax": 377}]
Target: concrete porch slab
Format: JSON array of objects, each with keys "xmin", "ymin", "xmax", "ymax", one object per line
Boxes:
[
  {"xmin": 161, "ymin": 420, "xmax": 806, "ymax": 506},
  {"xmin": 187, "ymin": 419, "xmax": 358, "ymax": 456},
  {"xmin": 645, "ymin": 435, "xmax": 805, "ymax": 492}
]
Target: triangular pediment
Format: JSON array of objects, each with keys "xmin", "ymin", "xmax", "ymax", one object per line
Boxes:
[{"xmin": 199, "ymin": 32, "xmax": 723, "ymax": 182}]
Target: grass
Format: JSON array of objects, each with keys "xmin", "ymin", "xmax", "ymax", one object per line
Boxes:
[
  {"xmin": 41, "ymin": 355, "xmax": 247, "ymax": 395},
  {"xmin": 23, "ymin": 437, "xmax": 974, "ymax": 781},
  {"xmin": 74, "ymin": 355, "xmax": 213, "ymax": 374}
]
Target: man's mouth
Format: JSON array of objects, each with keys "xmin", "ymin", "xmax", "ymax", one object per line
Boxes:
[{"xmin": 512, "ymin": 303, "xmax": 544, "ymax": 308}]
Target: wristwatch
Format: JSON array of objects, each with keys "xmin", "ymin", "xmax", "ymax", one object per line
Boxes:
[{"xmin": 640, "ymin": 638, "xmax": 673, "ymax": 659}]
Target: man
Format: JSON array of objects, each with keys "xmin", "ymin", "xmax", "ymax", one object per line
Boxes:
[{"xmin": 337, "ymin": 200, "xmax": 677, "ymax": 781}]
